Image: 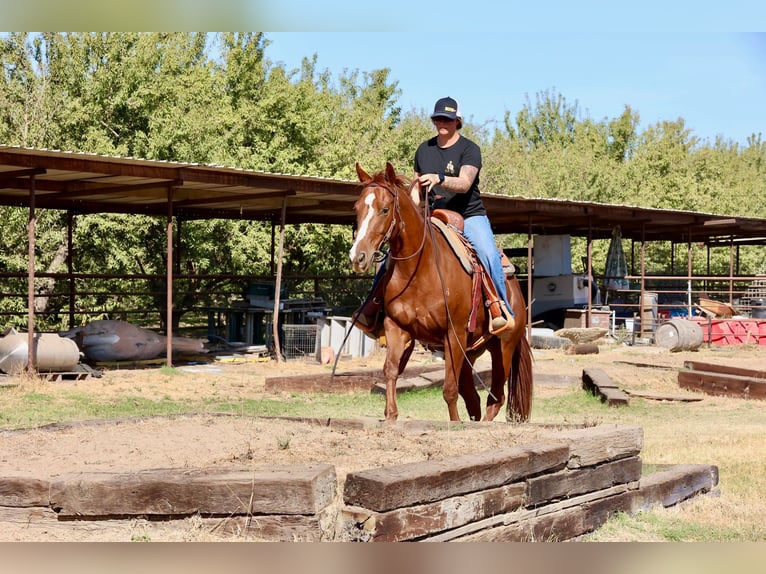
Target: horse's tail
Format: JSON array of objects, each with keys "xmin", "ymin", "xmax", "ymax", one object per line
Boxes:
[{"xmin": 507, "ymin": 334, "xmax": 533, "ymax": 422}]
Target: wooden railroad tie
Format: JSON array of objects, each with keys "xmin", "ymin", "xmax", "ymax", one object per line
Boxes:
[
  {"xmin": 679, "ymin": 361, "xmax": 766, "ymax": 400},
  {"xmin": 582, "ymin": 368, "xmax": 630, "ymax": 406}
]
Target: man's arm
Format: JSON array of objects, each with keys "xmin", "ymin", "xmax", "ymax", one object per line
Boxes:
[{"xmin": 416, "ymin": 164, "xmax": 478, "ymax": 195}]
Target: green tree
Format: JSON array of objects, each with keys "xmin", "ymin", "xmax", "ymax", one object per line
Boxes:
[{"xmin": 3, "ymin": 33, "xmax": 765, "ymax": 329}]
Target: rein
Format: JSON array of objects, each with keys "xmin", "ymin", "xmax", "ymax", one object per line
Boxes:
[
  {"xmin": 382, "ymin": 179, "xmax": 497, "ymax": 400},
  {"xmin": 371, "ymin": 181, "xmax": 429, "ymax": 262}
]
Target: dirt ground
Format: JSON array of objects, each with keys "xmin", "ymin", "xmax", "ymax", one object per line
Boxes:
[{"xmin": 1, "ymin": 337, "xmax": 765, "ymax": 541}]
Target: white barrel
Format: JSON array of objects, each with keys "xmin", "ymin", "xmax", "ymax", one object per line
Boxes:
[
  {"xmin": 655, "ymin": 319, "xmax": 704, "ymax": 352},
  {"xmin": 0, "ymin": 331, "xmax": 81, "ymax": 374}
]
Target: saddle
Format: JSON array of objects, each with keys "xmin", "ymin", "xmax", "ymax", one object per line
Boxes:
[{"xmin": 430, "ymin": 209, "xmax": 515, "ymax": 334}]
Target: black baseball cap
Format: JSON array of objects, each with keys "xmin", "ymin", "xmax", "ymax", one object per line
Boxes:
[{"xmin": 430, "ymin": 97, "xmax": 462, "ymax": 121}]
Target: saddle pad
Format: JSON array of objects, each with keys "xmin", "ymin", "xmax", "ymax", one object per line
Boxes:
[{"xmin": 429, "ymin": 217, "xmax": 475, "ymax": 274}]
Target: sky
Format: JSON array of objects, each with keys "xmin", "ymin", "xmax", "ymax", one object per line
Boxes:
[
  {"xmin": 3, "ymin": 1, "xmax": 765, "ymax": 146},
  {"xmin": 263, "ymin": 32, "xmax": 766, "ymax": 146}
]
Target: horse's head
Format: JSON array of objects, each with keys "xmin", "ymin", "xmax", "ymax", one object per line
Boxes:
[{"xmin": 349, "ymin": 162, "xmax": 408, "ymax": 273}]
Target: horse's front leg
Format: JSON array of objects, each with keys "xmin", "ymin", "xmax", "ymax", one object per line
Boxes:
[
  {"xmin": 381, "ymin": 320, "xmax": 412, "ymax": 421},
  {"xmin": 443, "ymin": 334, "xmax": 468, "ymax": 421}
]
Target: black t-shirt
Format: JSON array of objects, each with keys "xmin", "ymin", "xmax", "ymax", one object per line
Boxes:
[{"xmin": 413, "ymin": 135, "xmax": 486, "ymax": 218}]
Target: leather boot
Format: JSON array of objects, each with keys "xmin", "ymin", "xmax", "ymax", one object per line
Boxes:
[
  {"xmin": 489, "ymin": 300, "xmax": 514, "ymax": 338},
  {"xmin": 355, "ymin": 260, "xmax": 391, "ymax": 339},
  {"xmin": 354, "ymin": 297, "xmax": 384, "ymax": 337}
]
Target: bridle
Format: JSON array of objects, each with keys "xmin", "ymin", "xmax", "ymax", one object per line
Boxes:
[{"xmin": 362, "ymin": 180, "xmax": 429, "ymax": 263}]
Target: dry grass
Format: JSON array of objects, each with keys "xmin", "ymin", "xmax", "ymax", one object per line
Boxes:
[
  {"xmin": 530, "ymin": 341, "xmax": 766, "ymax": 541},
  {"xmin": 1, "ymin": 339, "xmax": 765, "ymax": 541}
]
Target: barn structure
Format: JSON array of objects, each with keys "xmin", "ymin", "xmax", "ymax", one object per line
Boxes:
[{"xmin": 1, "ymin": 145, "xmax": 766, "ymax": 366}]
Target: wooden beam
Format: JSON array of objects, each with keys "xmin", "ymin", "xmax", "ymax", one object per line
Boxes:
[
  {"xmin": 344, "ymin": 443, "xmax": 569, "ymax": 512},
  {"xmin": 582, "ymin": 368, "xmax": 630, "ymax": 406},
  {"xmin": 49, "ymin": 464, "xmax": 337, "ymax": 516},
  {"xmin": 0, "ymin": 167, "xmax": 46, "ymax": 183},
  {"xmin": 0, "ymin": 150, "xmax": 184, "ymax": 180},
  {"xmin": 173, "ymin": 188, "xmax": 296, "ymax": 207},
  {"xmin": 59, "ymin": 179, "xmax": 182, "ymax": 198}
]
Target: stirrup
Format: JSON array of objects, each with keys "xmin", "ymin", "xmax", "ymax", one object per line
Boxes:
[
  {"xmin": 490, "ymin": 302, "xmax": 514, "ymax": 339},
  {"xmin": 354, "ymin": 301, "xmax": 384, "ymax": 338}
]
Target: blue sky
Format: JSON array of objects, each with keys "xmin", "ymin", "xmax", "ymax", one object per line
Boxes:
[
  {"xmin": 3, "ymin": 1, "xmax": 765, "ymax": 145},
  {"xmin": 263, "ymin": 32, "xmax": 766, "ymax": 146}
]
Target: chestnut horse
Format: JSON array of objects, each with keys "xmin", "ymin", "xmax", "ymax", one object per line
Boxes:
[{"xmin": 349, "ymin": 162, "xmax": 532, "ymax": 422}]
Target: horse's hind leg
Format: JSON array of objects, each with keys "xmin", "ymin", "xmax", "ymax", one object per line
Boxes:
[
  {"xmin": 484, "ymin": 339, "xmax": 510, "ymax": 421},
  {"xmin": 458, "ymin": 360, "xmax": 482, "ymax": 421},
  {"xmin": 442, "ymin": 337, "xmax": 471, "ymax": 421}
]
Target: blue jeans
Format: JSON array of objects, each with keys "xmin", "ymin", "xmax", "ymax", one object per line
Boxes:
[{"xmin": 464, "ymin": 215, "xmax": 513, "ymax": 315}]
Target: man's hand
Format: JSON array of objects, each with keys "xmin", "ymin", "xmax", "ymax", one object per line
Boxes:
[{"xmin": 417, "ymin": 173, "xmax": 440, "ymax": 192}]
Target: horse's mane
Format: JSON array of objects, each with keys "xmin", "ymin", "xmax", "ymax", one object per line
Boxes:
[{"xmin": 368, "ymin": 168, "xmax": 412, "ymax": 196}]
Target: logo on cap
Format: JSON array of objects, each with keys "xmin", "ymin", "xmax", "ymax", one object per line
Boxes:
[{"xmin": 431, "ymin": 97, "xmax": 462, "ymax": 120}]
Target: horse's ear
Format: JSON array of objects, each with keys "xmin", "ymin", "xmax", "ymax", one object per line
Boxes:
[
  {"xmin": 384, "ymin": 162, "xmax": 397, "ymax": 183},
  {"xmin": 355, "ymin": 162, "xmax": 371, "ymax": 183}
]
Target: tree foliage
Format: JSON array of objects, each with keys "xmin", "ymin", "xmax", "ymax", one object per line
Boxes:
[{"xmin": 1, "ymin": 32, "xmax": 764, "ymax": 330}]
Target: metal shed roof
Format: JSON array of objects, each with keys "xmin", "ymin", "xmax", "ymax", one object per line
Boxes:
[{"xmin": 2, "ymin": 145, "xmax": 765, "ymax": 245}]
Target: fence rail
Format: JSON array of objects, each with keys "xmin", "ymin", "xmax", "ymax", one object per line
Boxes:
[
  {"xmin": 0, "ymin": 272, "xmax": 374, "ymax": 334},
  {"xmin": 598, "ymin": 273, "xmax": 766, "ymax": 335}
]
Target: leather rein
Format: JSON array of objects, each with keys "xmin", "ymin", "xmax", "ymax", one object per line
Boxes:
[{"xmin": 368, "ymin": 180, "xmax": 430, "ymax": 263}]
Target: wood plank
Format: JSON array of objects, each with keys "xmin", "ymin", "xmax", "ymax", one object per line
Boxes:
[
  {"xmin": 0, "ymin": 505, "xmax": 332, "ymax": 541},
  {"xmin": 623, "ymin": 389, "xmax": 704, "ymax": 402},
  {"xmin": 582, "ymin": 368, "xmax": 630, "ymax": 406},
  {"xmin": 749, "ymin": 382, "xmax": 766, "ymax": 399},
  {"xmin": 542, "ymin": 424, "xmax": 644, "ymax": 468},
  {"xmin": 582, "ymin": 368, "xmax": 620, "ymax": 389},
  {"xmin": 265, "ymin": 373, "xmax": 379, "ymax": 393},
  {"xmin": 526, "ymin": 456, "xmax": 642, "ymax": 505},
  {"xmin": 435, "ymin": 483, "xmax": 633, "ymax": 542},
  {"xmin": 683, "ymin": 361, "xmax": 766, "ymax": 379},
  {"xmin": 581, "ymin": 490, "xmax": 638, "ymax": 534},
  {"xmin": 0, "ymin": 505, "xmax": 58, "ymax": 525},
  {"xmin": 264, "ymin": 365, "xmax": 443, "ymax": 393},
  {"xmin": 213, "ymin": 509, "xmax": 335, "ymax": 541},
  {"xmin": 0, "ymin": 505, "xmax": 159, "ymax": 540},
  {"xmin": 614, "ymin": 361, "xmax": 678, "ymax": 371},
  {"xmin": 631, "ymin": 464, "xmax": 719, "ymax": 511},
  {"xmin": 50, "ymin": 464, "xmax": 337, "ymax": 517},
  {"xmin": 371, "ymin": 375, "xmax": 442, "ymax": 395},
  {"xmin": 343, "ymin": 443, "xmax": 569, "ymax": 512},
  {"xmin": 457, "ymin": 505, "xmax": 587, "ymax": 542},
  {"xmin": 566, "ymin": 343, "xmax": 600, "ymax": 355},
  {"xmin": 0, "ymin": 477, "xmax": 51, "ymax": 507},
  {"xmin": 339, "ymin": 482, "xmax": 526, "ymax": 542},
  {"xmin": 419, "ymin": 369, "xmax": 450, "ymax": 384},
  {"xmin": 678, "ymin": 370, "xmax": 764, "ymax": 399},
  {"xmin": 599, "ymin": 387, "xmax": 631, "ymax": 406}
]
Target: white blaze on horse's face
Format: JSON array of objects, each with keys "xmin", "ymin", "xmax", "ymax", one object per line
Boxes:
[{"xmin": 349, "ymin": 189, "xmax": 380, "ymax": 273}]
